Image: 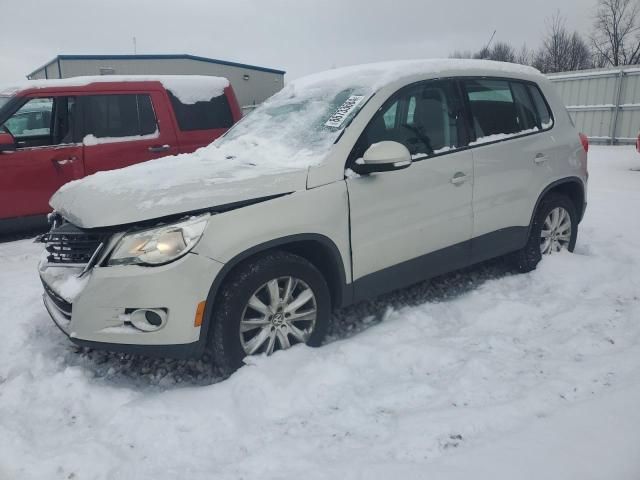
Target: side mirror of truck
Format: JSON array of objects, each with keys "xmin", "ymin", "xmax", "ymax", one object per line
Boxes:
[{"xmin": 0, "ymin": 132, "xmax": 16, "ymax": 153}]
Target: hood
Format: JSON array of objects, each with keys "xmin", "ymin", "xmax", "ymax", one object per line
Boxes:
[{"xmin": 50, "ymin": 149, "xmax": 309, "ymax": 229}]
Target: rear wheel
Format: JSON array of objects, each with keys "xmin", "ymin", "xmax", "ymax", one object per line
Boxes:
[
  {"xmin": 210, "ymin": 251, "xmax": 331, "ymax": 375},
  {"xmin": 513, "ymin": 193, "xmax": 578, "ymax": 272}
]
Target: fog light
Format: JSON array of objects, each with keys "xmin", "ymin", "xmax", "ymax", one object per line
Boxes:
[{"xmin": 129, "ymin": 308, "xmax": 167, "ymax": 332}]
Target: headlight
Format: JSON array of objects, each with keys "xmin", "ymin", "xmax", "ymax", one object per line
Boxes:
[{"xmin": 108, "ymin": 214, "xmax": 210, "ymax": 266}]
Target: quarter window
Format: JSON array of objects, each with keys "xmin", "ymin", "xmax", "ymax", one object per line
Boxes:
[
  {"xmin": 168, "ymin": 92, "xmax": 234, "ymax": 131},
  {"xmin": 510, "ymin": 82, "xmax": 538, "ymax": 131},
  {"xmin": 351, "ymin": 80, "xmax": 465, "ymax": 162},
  {"xmin": 82, "ymin": 94, "xmax": 157, "ymax": 139},
  {"xmin": 382, "ymin": 100, "xmax": 398, "ymax": 129},
  {"xmin": 527, "ymin": 85, "xmax": 553, "ymax": 128}
]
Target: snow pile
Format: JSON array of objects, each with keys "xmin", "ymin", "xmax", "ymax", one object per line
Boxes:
[
  {"xmin": 0, "ymin": 75, "xmax": 229, "ymax": 104},
  {"xmin": 1, "ymin": 147, "xmax": 640, "ymax": 479}
]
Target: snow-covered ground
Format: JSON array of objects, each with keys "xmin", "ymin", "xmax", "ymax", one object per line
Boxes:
[{"xmin": 1, "ymin": 146, "xmax": 639, "ymax": 479}]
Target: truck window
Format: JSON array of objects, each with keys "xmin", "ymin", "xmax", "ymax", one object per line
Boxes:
[
  {"xmin": 3, "ymin": 99, "xmax": 53, "ymax": 139},
  {"xmin": 168, "ymin": 92, "xmax": 234, "ymax": 131},
  {"xmin": 1, "ymin": 97, "xmax": 76, "ymax": 149},
  {"xmin": 82, "ymin": 94, "xmax": 158, "ymax": 140}
]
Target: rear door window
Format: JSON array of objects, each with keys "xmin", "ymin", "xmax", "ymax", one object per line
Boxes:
[
  {"xmin": 464, "ymin": 79, "xmax": 553, "ymax": 144},
  {"xmin": 168, "ymin": 92, "xmax": 234, "ymax": 131},
  {"xmin": 81, "ymin": 94, "xmax": 158, "ymax": 140},
  {"xmin": 464, "ymin": 79, "xmax": 521, "ymax": 141}
]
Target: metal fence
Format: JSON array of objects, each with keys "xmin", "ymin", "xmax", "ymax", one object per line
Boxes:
[{"xmin": 548, "ymin": 66, "xmax": 640, "ymax": 145}]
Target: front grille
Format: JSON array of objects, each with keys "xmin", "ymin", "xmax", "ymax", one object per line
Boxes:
[
  {"xmin": 40, "ymin": 222, "xmax": 110, "ymax": 265},
  {"xmin": 41, "ymin": 279, "xmax": 72, "ymax": 319}
]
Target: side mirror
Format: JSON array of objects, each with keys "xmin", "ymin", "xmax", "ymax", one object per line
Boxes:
[
  {"xmin": 0, "ymin": 132, "xmax": 16, "ymax": 153},
  {"xmin": 353, "ymin": 141, "xmax": 412, "ymax": 174}
]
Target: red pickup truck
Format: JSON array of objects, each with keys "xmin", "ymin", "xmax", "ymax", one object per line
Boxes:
[{"xmin": 0, "ymin": 76, "xmax": 242, "ymax": 234}]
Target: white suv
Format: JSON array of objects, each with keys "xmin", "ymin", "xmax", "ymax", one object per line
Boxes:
[{"xmin": 39, "ymin": 60, "xmax": 588, "ymax": 373}]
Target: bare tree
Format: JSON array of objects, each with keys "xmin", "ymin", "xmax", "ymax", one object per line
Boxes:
[
  {"xmin": 534, "ymin": 12, "xmax": 593, "ymax": 73},
  {"xmin": 515, "ymin": 44, "xmax": 533, "ymax": 65},
  {"xmin": 592, "ymin": 0, "xmax": 640, "ymax": 66},
  {"xmin": 487, "ymin": 41, "xmax": 517, "ymax": 62},
  {"xmin": 450, "ymin": 41, "xmax": 519, "ymax": 63},
  {"xmin": 449, "ymin": 50, "xmax": 474, "ymax": 59},
  {"xmin": 569, "ymin": 33, "xmax": 594, "ymax": 70}
]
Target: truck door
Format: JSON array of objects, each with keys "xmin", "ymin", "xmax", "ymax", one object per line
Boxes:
[{"xmin": 0, "ymin": 96, "xmax": 83, "ymax": 221}]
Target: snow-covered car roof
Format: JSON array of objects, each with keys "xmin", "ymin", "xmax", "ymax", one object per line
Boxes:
[
  {"xmin": 0, "ymin": 75, "xmax": 230, "ymax": 104},
  {"xmin": 289, "ymin": 58, "xmax": 543, "ymax": 93}
]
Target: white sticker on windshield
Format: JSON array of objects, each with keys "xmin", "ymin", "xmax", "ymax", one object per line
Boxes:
[{"xmin": 325, "ymin": 95, "xmax": 365, "ymax": 128}]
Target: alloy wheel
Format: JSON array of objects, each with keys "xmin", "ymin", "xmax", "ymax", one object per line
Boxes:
[
  {"xmin": 239, "ymin": 276, "xmax": 317, "ymax": 355},
  {"xmin": 540, "ymin": 207, "xmax": 572, "ymax": 254}
]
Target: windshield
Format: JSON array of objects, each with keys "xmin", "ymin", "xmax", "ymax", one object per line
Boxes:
[
  {"xmin": 213, "ymin": 82, "xmax": 373, "ymax": 170},
  {"xmin": 0, "ymin": 96, "xmax": 10, "ymax": 110}
]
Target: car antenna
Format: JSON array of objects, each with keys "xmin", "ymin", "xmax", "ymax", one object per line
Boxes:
[{"xmin": 481, "ymin": 30, "xmax": 496, "ymax": 59}]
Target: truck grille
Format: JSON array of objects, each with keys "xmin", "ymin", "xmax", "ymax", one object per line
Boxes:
[{"xmin": 40, "ymin": 223, "xmax": 110, "ymax": 266}]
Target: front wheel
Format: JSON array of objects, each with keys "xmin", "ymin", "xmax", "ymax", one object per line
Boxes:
[
  {"xmin": 210, "ymin": 251, "xmax": 331, "ymax": 375},
  {"xmin": 513, "ymin": 192, "xmax": 578, "ymax": 272}
]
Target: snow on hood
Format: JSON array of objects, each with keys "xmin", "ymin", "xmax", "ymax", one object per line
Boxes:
[
  {"xmin": 0, "ymin": 75, "xmax": 229, "ymax": 104},
  {"xmin": 51, "ymin": 167, "xmax": 307, "ymax": 228}
]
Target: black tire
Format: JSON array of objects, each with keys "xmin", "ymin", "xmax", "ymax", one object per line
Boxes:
[
  {"xmin": 210, "ymin": 250, "xmax": 331, "ymax": 375},
  {"xmin": 513, "ymin": 192, "xmax": 578, "ymax": 273}
]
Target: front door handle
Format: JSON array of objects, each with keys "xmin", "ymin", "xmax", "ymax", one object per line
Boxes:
[
  {"xmin": 534, "ymin": 153, "xmax": 547, "ymax": 164},
  {"xmin": 148, "ymin": 145, "xmax": 171, "ymax": 153},
  {"xmin": 52, "ymin": 156, "xmax": 77, "ymax": 166},
  {"xmin": 450, "ymin": 172, "xmax": 468, "ymax": 186}
]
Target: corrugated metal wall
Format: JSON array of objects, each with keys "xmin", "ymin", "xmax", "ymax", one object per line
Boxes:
[{"xmin": 548, "ymin": 67, "xmax": 640, "ymax": 144}]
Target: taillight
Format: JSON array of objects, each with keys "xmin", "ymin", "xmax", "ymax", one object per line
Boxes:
[{"xmin": 579, "ymin": 133, "xmax": 589, "ymax": 153}]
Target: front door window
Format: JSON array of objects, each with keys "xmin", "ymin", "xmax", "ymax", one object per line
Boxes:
[
  {"xmin": 349, "ymin": 80, "xmax": 467, "ymax": 164},
  {"xmin": 1, "ymin": 97, "xmax": 75, "ymax": 149}
]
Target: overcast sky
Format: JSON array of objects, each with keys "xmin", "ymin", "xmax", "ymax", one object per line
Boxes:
[{"xmin": 0, "ymin": 0, "xmax": 597, "ymax": 85}]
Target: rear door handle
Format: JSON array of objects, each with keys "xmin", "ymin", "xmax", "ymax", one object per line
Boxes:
[
  {"xmin": 450, "ymin": 172, "xmax": 468, "ymax": 186},
  {"xmin": 148, "ymin": 145, "xmax": 171, "ymax": 153},
  {"xmin": 534, "ymin": 153, "xmax": 547, "ymax": 164}
]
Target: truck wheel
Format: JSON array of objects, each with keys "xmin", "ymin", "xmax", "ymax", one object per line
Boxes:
[
  {"xmin": 211, "ymin": 250, "xmax": 331, "ymax": 375},
  {"xmin": 513, "ymin": 193, "xmax": 578, "ymax": 273}
]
